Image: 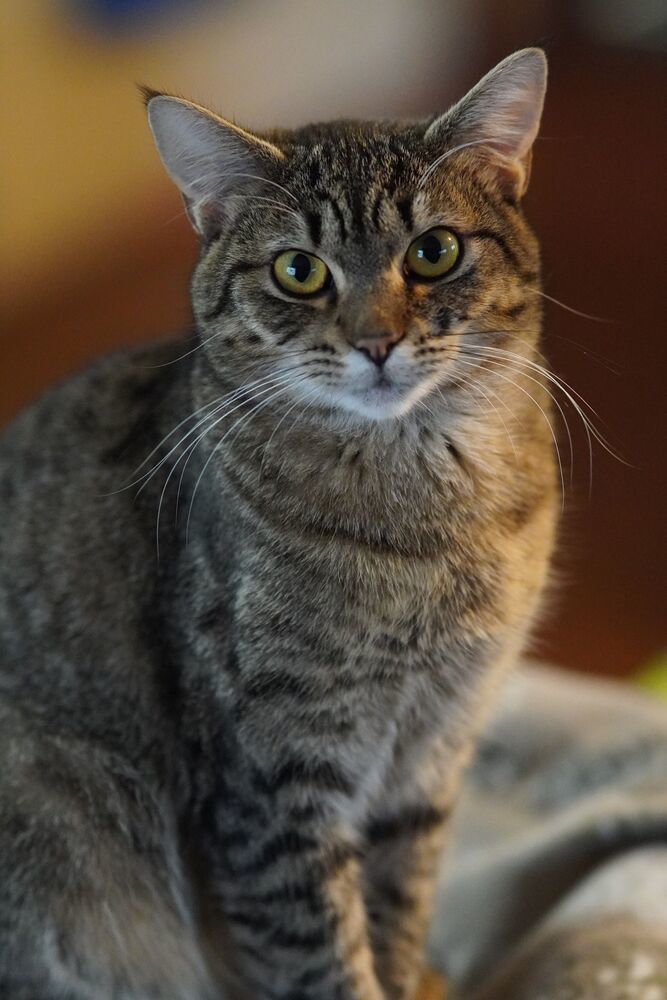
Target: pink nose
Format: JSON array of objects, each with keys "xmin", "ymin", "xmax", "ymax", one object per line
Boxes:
[{"xmin": 353, "ymin": 330, "xmax": 404, "ymax": 367}]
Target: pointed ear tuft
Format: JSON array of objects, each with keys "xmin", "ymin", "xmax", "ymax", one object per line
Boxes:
[
  {"xmin": 424, "ymin": 48, "xmax": 547, "ymax": 199},
  {"xmin": 144, "ymin": 92, "xmax": 284, "ymax": 239},
  {"xmin": 138, "ymin": 84, "xmax": 163, "ymax": 108}
]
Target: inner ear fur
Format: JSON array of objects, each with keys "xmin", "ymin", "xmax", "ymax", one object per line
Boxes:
[{"xmin": 424, "ymin": 48, "xmax": 548, "ymax": 200}]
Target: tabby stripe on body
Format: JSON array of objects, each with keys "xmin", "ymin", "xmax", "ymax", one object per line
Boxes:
[{"xmin": 0, "ymin": 48, "xmax": 556, "ymax": 1000}]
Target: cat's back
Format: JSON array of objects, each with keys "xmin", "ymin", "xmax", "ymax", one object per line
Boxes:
[
  {"xmin": 0, "ymin": 338, "xmax": 189, "ymax": 489},
  {"xmin": 0, "ymin": 339, "xmax": 191, "ymax": 751}
]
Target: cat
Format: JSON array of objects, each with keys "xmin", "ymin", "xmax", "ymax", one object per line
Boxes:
[{"xmin": 0, "ymin": 48, "xmax": 556, "ymax": 999}]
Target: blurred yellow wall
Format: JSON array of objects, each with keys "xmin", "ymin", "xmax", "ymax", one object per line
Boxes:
[{"xmin": 1, "ymin": 0, "xmax": 476, "ymax": 308}]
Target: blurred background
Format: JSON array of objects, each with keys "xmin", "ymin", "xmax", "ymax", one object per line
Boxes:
[{"xmin": 1, "ymin": 0, "xmax": 665, "ymax": 683}]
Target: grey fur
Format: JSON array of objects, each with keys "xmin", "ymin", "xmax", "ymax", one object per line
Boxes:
[{"xmin": 0, "ymin": 50, "xmax": 556, "ymax": 999}]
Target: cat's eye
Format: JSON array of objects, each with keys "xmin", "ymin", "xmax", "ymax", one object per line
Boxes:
[
  {"xmin": 272, "ymin": 250, "xmax": 331, "ymax": 297},
  {"xmin": 404, "ymin": 227, "xmax": 460, "ymax": 281}
]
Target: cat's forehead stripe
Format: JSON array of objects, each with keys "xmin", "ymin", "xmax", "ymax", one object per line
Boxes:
[
  {"xmin": 395, "ymin": 198, "xmax": 414, "ymax": 233},
  {"xmin": 285, "ymin": 131, "xmax": 426, "ymax": 246},
  {"xmin": 305, "ymin": 210, "xmax": 322, "ymax": 248},
  {"xmin": 322, "ymin": 197, "xmax": 348, "ymax": 243}
]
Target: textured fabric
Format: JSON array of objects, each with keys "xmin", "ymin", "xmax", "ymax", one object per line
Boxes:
[{"xmin": 429, "ymin": 665, "xmax": 667, "ymax": 999}]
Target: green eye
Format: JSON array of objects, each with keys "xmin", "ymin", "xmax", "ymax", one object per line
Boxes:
[
  {"xmin": 273, "ymin": 250, "xmax": 330, "ymax": 297},
  {"xmin": 404, "ymin": 227, "xmax": 460, "ymax": 280}
]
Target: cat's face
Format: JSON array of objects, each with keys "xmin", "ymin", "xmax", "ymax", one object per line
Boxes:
[{"xmin": 147, "ymin": 49, "xmax": 546, "ymax": 426}]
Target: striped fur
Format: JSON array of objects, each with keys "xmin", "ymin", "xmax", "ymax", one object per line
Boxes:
[{"xmin": 0, "ymin": 51, "xmax": 556, "ymax": 998}]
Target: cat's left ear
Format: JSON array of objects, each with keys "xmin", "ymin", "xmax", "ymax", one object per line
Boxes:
[
  {"xmin": 143, "ymin": 90, "xmax": 284, "ymax": 239},
  {"xmin": 424, "ymin": 48, "xmax": 547, "ymax": 200}
]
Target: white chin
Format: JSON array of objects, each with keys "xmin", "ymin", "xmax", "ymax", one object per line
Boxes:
[{"xmin": 335, "ymin": 383, "xmax": 424, "ymax": 422}]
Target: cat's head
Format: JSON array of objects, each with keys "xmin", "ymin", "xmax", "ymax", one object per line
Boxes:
[{"xmin": 145, "ymin": 49, "xmax": 546, "ymax": 425}]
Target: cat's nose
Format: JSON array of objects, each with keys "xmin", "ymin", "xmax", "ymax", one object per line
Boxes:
[{"xmin": 353, "ymin": 330, "xmax": 404, "ymax": 367}]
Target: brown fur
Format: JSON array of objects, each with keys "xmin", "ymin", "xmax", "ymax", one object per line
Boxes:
[{"xmin": 0, "ymin": 49, "xmax": 555, "ymax": 998}]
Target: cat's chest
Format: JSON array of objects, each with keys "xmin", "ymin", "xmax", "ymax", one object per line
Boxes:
[
  {"xmin": 239, "ymin": 535, "xmax": 488, "ymax": 662},
  {"xmin": 232, "ymin": 547, "xmax": 483, "ymax": 733}
]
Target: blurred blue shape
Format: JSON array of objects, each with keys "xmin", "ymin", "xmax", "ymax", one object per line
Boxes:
[{"xmin": 69, "ymin": 0, "xmax": 215, "ymax": 35}]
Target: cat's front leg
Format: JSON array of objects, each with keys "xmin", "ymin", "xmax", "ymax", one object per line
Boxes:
[
  {"xmin": 362, "ymin": 779, "xmax": 454, "ymax": 999},
  {"xmin": 205, "ymin": 770, "xmax": 386, "ymax": 1000}
]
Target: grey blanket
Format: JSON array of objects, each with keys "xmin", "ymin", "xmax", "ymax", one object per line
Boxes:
[{"xmin": 430, "ymin": 665, "xmax": 667, "ymax": 999}]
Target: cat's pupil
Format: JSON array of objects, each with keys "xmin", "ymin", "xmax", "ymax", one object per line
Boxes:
[
  {"xmin": 418, "ymin": 235, "xmax": 442, "ymax": 265},
  {"xmin": 287, "ymin": 253, "xmax": 312, "ymax": 283}
]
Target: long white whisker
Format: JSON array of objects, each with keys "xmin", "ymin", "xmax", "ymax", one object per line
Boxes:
[
  {"xmin": 113, "ymin": 349, "xmax": 324, "ymax": 496},
  {"xmin": 474, "ymin": 338, "xmax": 590, "ymax": 407},
  {"xmin": 259, "ymin": 383, "xmax": 321, "ymax": 481},
  {"xmin": 281, "ymin": 386, "xmax": 322, "ymax": 445},
  {"xmin": 448, "ymin": 373, "xmax": 519, "ymax": 460},
  {"xmin": 140, "ymin": 335, "xmax": 312, "ymax": 371},
  {"xmin": 141, "ymin": 331, "xmax": 228, "ymax": 368},
  {"xmin": 153, "ymin": 370, "xmax": 309, "ymax": 557},
  {"xmin": 462, "ymin": 343, "xmax": 627, "ymax": 468},
  {"xmin": 139, "ymin": 374, "xmax": 293, "ymax": 491},
  {"xmin": 228, "ymin": 173, "xmax": 300, "ymax": 205},
  {"xmin": 458, "ymin": 348, "xmax": 575, "ymax": 487},
  {"xmin": 160, "ymin": 205, "xmax": 192, "ymax": 227},
  {"xmin": 434, "ymin": 383, "xmax": 498, "ymax": 475},
  {"xmin": 185, "ymin": 375, "xmax": 310, "ymax": 545},
  {"xmin": 454, "ymin": 356, "xmax": 566, "ymax": 509},
  {"xmin": 437, "ymin": 373, "xmax": 515, "ymax": 440},
  {"xmin": 129, "ymin": 369, "xmax": 303, "ymax": 496},
  {"xmin": 527, "ymin": 288, "xmax": 611, "ymax": 324},
  {"xmin": 418, "ymin": 137, "xmax": 507, "ymax": 190},
  {"xmin": 102, "ymin": 395, "xmax": 225, "ymax": 496},
  {"xmin": 228, "ymin": 193, "xmax": 303, "ymax": 225},
  {"xmin": 171, "ymin": 368, "xmax": 307, "ymax": 525},
  {"xmin": 464, "ymin": 333, "xmax": 613, "ymax": 428},
  {"xmin": 415, "ymin": 394, "xmax": 438, "ymax": 422}
]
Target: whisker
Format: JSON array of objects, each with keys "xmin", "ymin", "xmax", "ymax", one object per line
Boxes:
[
  {"xmin": 171, "ymin": 365, "xmax": 326, "ymax": 520},
  {"xmin": 168, "ymin": 369, "xmax": 310, "ymax": 520},
  {"xmin": 281, "ymin": 386, "xmax": 322, "ymax": 444},
  {"xmin": 547, "ymin": 332, "xmax": 623, "ymax": 372},
  {"xmin": 102, "ymin": 395, "xmax": 225, "ymax": 496},
  {"xmin": 445, "ymin": 373, "xmax": 519, "ymax": 461},
  {"xmin": 434, "ymin": 383, "xmax": 499, "ymax": 475},
  {"xmin": 160, "ymin": 206, "xmax": 192, "ymax": 227},
  {"xmin": 457, "ymin": 322, "xmax": 622, "ymax": 375},
  {"xmin": 454, "ymin": 355, "xmax": 566, "ymax": 509},
  {"xmin": 154, "ymin": 370, "xmax": 309, "ymax": 557},
  {"xmin": 447, "ymin": 327, "xmax": 612, "ymax": 431},
  {"xmin": 259, "ymin": 383, "xmax": 321, "ymax": 480},
  {"xmin": 437, "ymin": 372, "xmax": 515, "ymax": 436},
  {"xmin": 139, "ymin": 374, "xmax": 293, "ymax": 491},
  {"xmin": 125, "ymin": 369, "xmax": 304, "ymax": 496},
  {"xmin": 140, "ymin": 334, "xmax": 313, "ymax": 370},
  {"xmin": 457, "ymin": 348, "xmax": 575, "ymax": 487},
  {"xmin": 527, "ymin": 288, "xmax": 611, "ymax": 324},
  {"xmin": 184, "ymin": 375, "xmax": 310, "ymax": 545},
  {"xmin": 142, "ymin": 330, "xmax": 230, "ymax": 368},
  {"xmin": 228, "ymin": 193, "xmax": 304, "ymax": 225},
  {"xmin": 112, "ymin": 346, "xmax": 324, "ymax": 497},
  {"xmin": 415, "ymin": 394, "xmax": 438, "ymax": 422},
  {"xmin": 418, "ymin": 136, "xmax": 509, "ymax": 190},
  {"xmin": 228, "ymin": 173, "xmax": 300, "ymax": 205},
  {"xmin": 461, "ymin": 343, "xmax": 627, "ymax": 467}
]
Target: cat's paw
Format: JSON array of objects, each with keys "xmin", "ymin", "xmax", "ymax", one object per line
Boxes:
[{"xmin": 414, "ymin": 968, "xmax": 448, "ymax": 1000}]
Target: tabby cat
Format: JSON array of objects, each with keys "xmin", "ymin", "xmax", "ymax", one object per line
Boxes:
[{"xmin": 0, "ymin": 49, "xmax": 556, "ymax": 999}]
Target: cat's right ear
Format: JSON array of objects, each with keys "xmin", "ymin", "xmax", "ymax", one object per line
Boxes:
[
  {"xmin": 424, "ymin": 48, "xmax": 547, "ymax": 200},
  {"xmin": 143, "ymin": 90, "xmax": 284, "ymax": 239}
]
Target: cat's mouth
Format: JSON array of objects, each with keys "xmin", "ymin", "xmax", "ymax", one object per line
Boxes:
[
  {"xmin": 329, "ymin": 351, "xmax": 436, "ymax": 421},
  {"xmin": 343, "ymin": 371, "xmax": 420, "ymax": 420},
  {"xmin": 363, "ymin": 380, "xmax": 400, "ymax": 401},
  {"xmin": 363, "ymin": 367, "xmax": 403, "ymax": 398}
]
